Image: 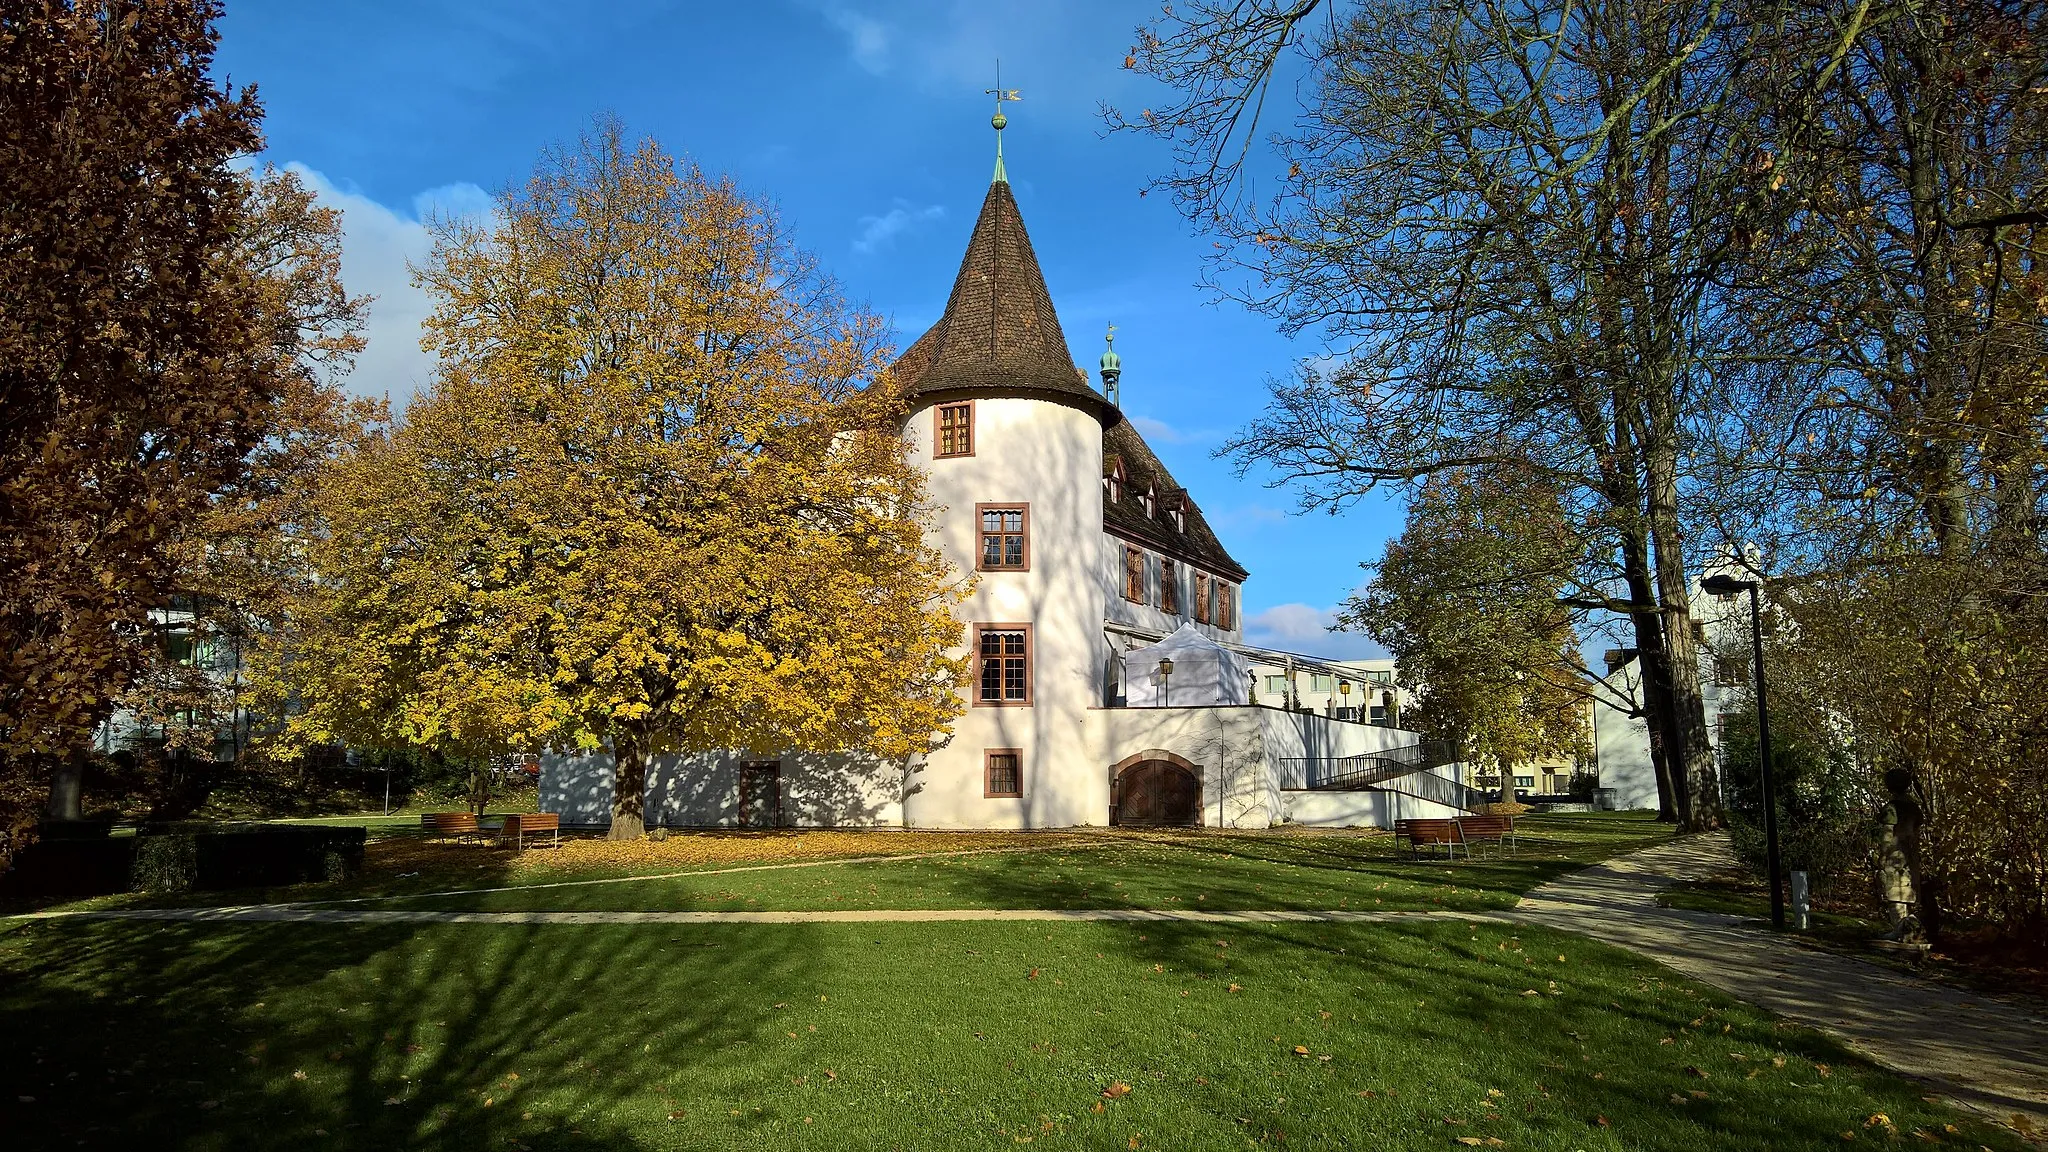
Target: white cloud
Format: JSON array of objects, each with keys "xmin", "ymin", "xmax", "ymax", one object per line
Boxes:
[
  {"xmin": 820, "ymin": 4, "xmax": 891, "ymax": 73},
  {"xmin": 1242, "ymin": 602, "xmax": 1389, "ymax": 660},
  {"xmin": 853, "ymin": 200, "xmax": 945, "ymax": 254},
  {"xmin": 284, "ymin": 163, "xmax": 492, "ymax": 407},
  {"xmin": 1128, "ymin": 414, "xmax": 1222, "ymax": 445}
]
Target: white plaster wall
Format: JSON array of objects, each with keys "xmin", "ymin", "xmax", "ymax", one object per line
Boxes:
[
  {"xmin": 1074, "ymin": 705, "xmax": 1424, "ymax": 830},
  {"xmin": 900, "ymin": 395, "xmax": 1110, "ymax": 829},
  {"xmin": 540, "ymin": 749, "xmax": 906, "ymax": 829},
  {"xmin": 1281, "ymin": 789, "xmax": 1465, "ymax": 827},
  {"xmin": 1592, "ymin": 662, "xmax": 1662, "ymax": 810}
]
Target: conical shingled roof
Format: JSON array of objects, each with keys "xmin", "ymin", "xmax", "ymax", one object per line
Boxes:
[{"xmin": 889, "ymin": 180, "xmax": 1106, "ymax": 410}]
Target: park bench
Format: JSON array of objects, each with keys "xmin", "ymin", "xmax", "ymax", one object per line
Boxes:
[
  {"xmin": 419, "ymin": 812, "xmax": 483, "ymax": 840},
  {"xmin": 499, "ymin": 812, "xmax": 560, "ymax": 851},
  {"xmin": 1456, "ymin": 814, "xmax": 1518, "ymax": 857},
  {"xmin": 1394, "ymin": 818, "xmax": 1466, "ymax": 859}
]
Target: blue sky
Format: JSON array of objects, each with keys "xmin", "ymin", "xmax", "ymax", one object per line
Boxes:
[{"xmin": 215, "ymin": 0, "xmax": 1402, "ymax": 657}]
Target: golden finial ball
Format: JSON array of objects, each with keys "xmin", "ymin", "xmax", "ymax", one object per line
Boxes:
[{"xmin": 992, "ymin": 112, "xmax": 1008, "ymax": 131}]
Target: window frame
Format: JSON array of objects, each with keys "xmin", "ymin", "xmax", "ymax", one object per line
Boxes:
[
  {"xmin": 934, "ymin": 400, "xmax": 975, "ymax": 459},
  {"xmin": 971, "ymin": 623, "xmax": 1034, "ymax": 707},
  {"xmin": 974, "ymin": 503, "xmax": 1030, "ymax": 572},
  {"xmin": 1216, "ymin": 581, "xmax": 1236, "ymax": 630},
  {"xmin": 1194, "ymin": 571, "xmax": 1211, "ymax": 624},
  {"xmin": 984, "ymin": 748, "xmax": 1024, "ymax": 798},
  {"xmin": 1107, "ymin": 459, "xmax": 1126, "ymax": 503},
  {"xmin": 1159, "ymin": 557, "xmax": 1180, "ymax": 615},
  {"xmin": 1123, "ymin": 545, "xmax": 1146, "ymax": 604}
]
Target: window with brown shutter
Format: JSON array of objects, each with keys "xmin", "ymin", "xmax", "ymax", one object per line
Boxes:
[
  {"xmin": 973, "ymin": 624, "xmax": 1032, "ymax": 706},
  {"xmin": 976, "ymin": 504, "xmax": 1028, "ymax": 571},
  {"xmin": 1123, "ymin": 545, "xmax": 1146, "ymax": 603},
  {"xmin": 1161, "ymin": 558, "xmax": 1180, "ymax": 614},
  {"xmin": 935, "ymin": 401, "xmax": 974, "ymax": 458},
  {"xmin": 1217, "ymin": 582, "xmax": 1236, "ymax": 630},
  {"xmin": 1194, "ymin": 571, "xmax": 1211, "ymax": 624},
  {"xmin": 985, "ymin": 749, "xmax": 1022, "ymax": 798}
]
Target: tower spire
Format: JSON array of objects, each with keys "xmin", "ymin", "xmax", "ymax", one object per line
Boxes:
[
  {"xmin": 1100, "ymin": 323, "xmax": 1121, "ymax": 408},
  {"xmin": 985, "ymin": 61, "xmax": 1021, "ymax": 184}
]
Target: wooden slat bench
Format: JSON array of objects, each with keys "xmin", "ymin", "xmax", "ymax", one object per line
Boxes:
[
  {"xmin": 420, "ymin": 812, "xmax": 482, "ymax": 840},
  {"xmin": 1456, "ymin": 814, "xmax": 1518, "ymax": 857},
  {"xmin": 500, "ymin": 812, "xmax": 560, "ymax": 850},
  {"xmin": 1394, "ymin": 818, "xmax": 1466, "ymax": 859}
]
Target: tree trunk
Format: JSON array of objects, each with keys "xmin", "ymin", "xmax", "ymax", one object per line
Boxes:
[
  {"xmin": 43, "ymin": 751, "xmax": 84, "ymax": 822},
  {"xmin": 469, "ymin": 759, "xmax": 492, "ymax": 817},
  {"xmin": 1619, "ymin": 531, "xmax": 1682, "ymax": 823},
  {"xmin": 1498, "ymin": 755, "xmax": 1516, "ymax": 806},
  {"xmin": 1643, "ymin": 427, "xmax": 1722, "ymax": 831},
  {"xmin": 609, "ymin": 733, "xmax": 647, "ymax": 841}
]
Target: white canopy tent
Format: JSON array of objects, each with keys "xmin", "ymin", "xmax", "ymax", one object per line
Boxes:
[{"xmin": 1120, "ymin": 622, "xmax": 1253, "ymax": 707}]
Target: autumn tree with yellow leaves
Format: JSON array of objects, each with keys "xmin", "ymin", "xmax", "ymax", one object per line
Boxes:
[{"xmin": 265, "ymin": 120, "xmax": 967, "ymax": 837}]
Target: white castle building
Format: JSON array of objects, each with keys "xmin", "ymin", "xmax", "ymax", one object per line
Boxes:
[{"xmin": 542, "ymin": 138, "xmax": 1467, "ymax": 831}]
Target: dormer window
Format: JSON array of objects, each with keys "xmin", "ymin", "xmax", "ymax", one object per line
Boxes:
[
  {"xmin": 1169, "ymin": 495, "xmax": 1186, "ymax": 532},
  {"xmin": 1142, "ymin": 486, "xmax": 1156, "ymax": 518},
  {"xmin": 1107, "ymin": 458, "xmax": 1126, "ymax": 503}
]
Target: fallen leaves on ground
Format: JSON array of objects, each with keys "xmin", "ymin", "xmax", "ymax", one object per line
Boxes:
[
  {"xmin": 368, "ymin": 829, "xmax": 1108, "ymax": 878},
  {"xmin": 1103, "ymin": 1082, "xmax": 1132, "ymax": 1099}
]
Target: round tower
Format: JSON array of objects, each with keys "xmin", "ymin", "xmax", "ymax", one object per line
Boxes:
[{"xmin": 889, "ymin": 127, "xmax": 1113, "ymax": 829}]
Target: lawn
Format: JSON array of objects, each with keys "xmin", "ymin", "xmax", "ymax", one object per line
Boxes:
[
  {"xmin": 0, "ymin": 813, "xmax": 2024, "ymax": 1150},
  {"xmin": 0, "ymin": 915, "xmax": 2019, "ymax": 1151},
  {"xmin": 25, "ymin": 812, "xmax": 1676, "ymax": 916}
]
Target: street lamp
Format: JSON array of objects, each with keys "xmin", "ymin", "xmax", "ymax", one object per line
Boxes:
[
  {"xmin": 1701, "ymin": 571, "xmax": 1783, "ymax": 930},
  {"xmin": 1158, "ymin": 657, "xmax": 1174, "ymax": 708}
]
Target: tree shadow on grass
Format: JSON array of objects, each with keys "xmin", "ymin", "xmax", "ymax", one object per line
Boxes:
[
  {"xmin": 0, "ymin": 913, "xmax": 822, "ymax": 1151},
  {"xmin": 1047, "ymin": 917, "xmax": 2031, "ymax": 1151}
]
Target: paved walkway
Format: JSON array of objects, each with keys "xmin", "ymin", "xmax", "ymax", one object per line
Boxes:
[{"xmin": 1512, "ymin": 833, "xmax": 2048, "ymax": 1136}]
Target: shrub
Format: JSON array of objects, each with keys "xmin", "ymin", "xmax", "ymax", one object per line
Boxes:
[
  {"xmin": 1718, "ymin": 707, "xmax": 1879, "ymax": 902},
  {"xmin": 0, "ymin": 827, "xmax": 136, "ymax": 899},
  {"xmin": 130, "ymin": 824, "xmax": 365, "ymax": 893}
]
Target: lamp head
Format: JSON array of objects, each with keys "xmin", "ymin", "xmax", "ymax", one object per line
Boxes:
[
  {"xmin": 1700, "ymin": 574, "xmax": 1755, "ymax": 597},
  {"xmin": 1338, "ymin": 679, "xmax": 1352, "ymax": 696},
  {"xmin": 1158, "ymin": 657, "xmax": 1174, "ymax": 678}
]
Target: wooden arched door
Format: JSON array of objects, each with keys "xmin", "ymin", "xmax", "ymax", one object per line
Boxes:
[{"xmin": 1115, "ymin": 759, "xmax": 1201, "ymax": 827}]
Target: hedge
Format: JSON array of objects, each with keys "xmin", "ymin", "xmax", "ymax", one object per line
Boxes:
[{"xmin": 130, "ymin": 824, "xmax": 366, "ymax": 893}]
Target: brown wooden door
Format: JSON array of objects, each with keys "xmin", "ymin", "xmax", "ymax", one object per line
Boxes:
[
  {"xmin": 1116, "ymin": 760, "xmax": 1200, "ymax": 826},
  {"xmin": 738, "ymin": 761, "xmax": 781, "ymax": 828}
]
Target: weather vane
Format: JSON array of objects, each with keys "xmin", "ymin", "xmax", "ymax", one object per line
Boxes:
[{"xmin": 986, "ymin": 60, "xmax": 1022, "ymax": 180}]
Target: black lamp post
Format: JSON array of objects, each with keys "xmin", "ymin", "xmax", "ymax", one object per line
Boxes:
[
  {"xmin": 1700, "ymin": 572, "xmax": 1783, "ymax": 930},
  {"xmin": 1158, "ymin": 657, "xmax": 1174, "ymax": 708}
]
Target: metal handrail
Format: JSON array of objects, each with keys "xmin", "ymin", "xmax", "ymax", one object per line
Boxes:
[
  {"xmin": 1274, "ymin": 739, "xmax": 1455, "ymax": 789},
  {"xmin": 1274, "ymin": 740, "xmax": 1485, "ymax": 811}
]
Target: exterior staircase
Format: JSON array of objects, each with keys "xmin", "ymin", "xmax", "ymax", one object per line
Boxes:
[{"xmin": 1276, "ymin": 739, "xmax": 1486, "ymax": 811}]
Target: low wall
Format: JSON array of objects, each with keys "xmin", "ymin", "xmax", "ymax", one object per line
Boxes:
[
  {"xmin": 540, "ymin": 749, "xmax": 906, "ymax": 829},
  {"xmin": 1079, "ymin": 706, "xmax": 1422, "ymax": 829},
  {"xmin": 1281, "ymin": 787, "xmax": 1465, "ymax": 828},
  {"xmin": 541, "ymin": 706, "xmax": 1428, "ymax": 831}
]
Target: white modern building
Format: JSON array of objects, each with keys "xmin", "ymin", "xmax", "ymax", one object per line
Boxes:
[
  {"xmin": 540, "ymin": 134, "xmax": 1468, "ymax": 831},
  {"xmin": 1590, "ymin": 561, "xmax": 1749, "ymax": 810}
]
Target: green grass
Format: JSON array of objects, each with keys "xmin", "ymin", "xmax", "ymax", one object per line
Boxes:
[
  {"xmin": 0, "ymin": 915, "xmax": 2018, "ymax": 1151},
  {"xmin": 25, "ymin": 813, "xmax": 1675, "ymax": 916}
]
